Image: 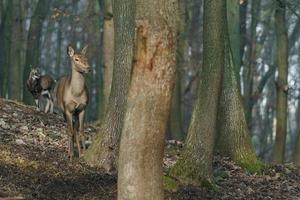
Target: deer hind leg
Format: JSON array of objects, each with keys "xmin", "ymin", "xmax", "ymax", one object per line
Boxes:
[
  {"xmin": 43, "ymin": 90, "xmax": 51, "ymax": 113},
  {"xmin": 73, "ymin": 115, "xmax": 82, "ymax": 157},
  {"xmin": 35, "ymin": 98, "xmax": 40, "ymax": 111},
  {"xmin": 78, "ymin": 110, "xmax": 86, "ymax": 155},
  {"xmin": 49, "ymin": 91, "xmax": 54, "ymax": 113},
  {"xmin": 65, "ymin": 111, "xmax": 74, "ymax": 161}
]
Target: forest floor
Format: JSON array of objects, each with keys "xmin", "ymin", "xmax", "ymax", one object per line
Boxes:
[{"xmin": 0, "ymin": 98, "xmax": 300, "ymax": 200}]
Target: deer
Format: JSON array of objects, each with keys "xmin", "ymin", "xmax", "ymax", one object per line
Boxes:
[
  {"xmin": 26, "ymin": 67, "xmax": 55, "ymax": 113},
  {"xmin": 56, "ymin": 45, "xmax": 91, "ymax": 161}
]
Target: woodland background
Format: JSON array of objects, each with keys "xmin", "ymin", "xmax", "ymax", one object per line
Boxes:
[{"xmin": 1, "ymin": 0, "xmax": 300, "ymax": 169}]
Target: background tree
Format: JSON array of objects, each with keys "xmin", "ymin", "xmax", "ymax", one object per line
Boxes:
[
  {"xmin": 243, "ymin": 0, "xmax": 260, "ymax": 128},
  {"xmin": 1, "ymin": 0, "xmax": 13, "ymax": 98},
  {"xmin": 102, "ymin": 0, "xmax": 114, "ymax": 111},
  {"xmin": 22, "ymin": 0, "xmax": 51, "ymax": 104},
  {"xmin": 117, "ymin": 0, "xmax": 178, "ymax": 198},
  {"xmin": 273, "ymin": 0, "xmax": 288, "ymax": 164},
  {"xmin": 84, "ymin": 0, "xmax": 135, "ymax": 172},
  {"xmin": 171, "ymin": 0, "xmax": 225, "ymax": 184},
  {"xmin": 215, "ymin": 0, "xmax": 259, "ymax": 170}
]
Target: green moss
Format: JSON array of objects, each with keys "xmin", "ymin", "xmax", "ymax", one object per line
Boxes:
[
  {"xmin": 163, "ymin": 176, "xmax": 178, "ymax": 192},
  {"xmin": 200, "ymin": 179, "xmax": 217, "ymax": 191},
  {"xmin": 237, "ymin": 158, "xmax": 265, "ymax": 174},
  {"xmin": 170, "ymin": 156, "xmax": 217, "ymax": 191}
]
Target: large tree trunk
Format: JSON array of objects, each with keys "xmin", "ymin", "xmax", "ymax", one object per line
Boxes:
[
  {"xmin": 117, "ymin": 0, "xmax": 177, "ymax": 199},
  {"xmin": 171, "ymin": 0, "xmax": 225, "ymax": 185},
  {"xmin": 272, "ymin": 0, "xmax": 288, "ymax": 164},
  {"xmin": 22, "ymin": 0, "xmax": 51, "ymax": 104},
  {"xmin": 215, "ymin": 6, "xmax": 259, "ymax": 171},
  {"xmin": 84, "ymin": 0, "xmax": 135, "ymax": 172}
]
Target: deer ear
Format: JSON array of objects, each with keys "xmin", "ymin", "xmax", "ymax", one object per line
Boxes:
[
  {"xmin": 81, "ymin": 45, "xmax": 88, "ymax": 55},
  {"xmin": 67, "ymin": 45, "xmax": 75, "ymax": 57}
]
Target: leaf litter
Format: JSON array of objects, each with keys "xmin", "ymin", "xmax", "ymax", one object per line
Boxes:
[{"xmin": 0, "ymin": 98, "xmax": 300, "ymax": 199}]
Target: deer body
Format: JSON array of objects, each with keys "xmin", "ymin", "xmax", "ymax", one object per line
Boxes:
[
  {"xmin": 56, "ymin": 45, "xmax": 90, "ymax": 160},
  {"xmin": 27, "ymin": 69, "xmax": 54, "ymax": 113}
]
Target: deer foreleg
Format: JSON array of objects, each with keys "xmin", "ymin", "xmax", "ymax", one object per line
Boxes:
[
  {"xmin": 49, "ymin": 92, "xmax": 54, "ymax": 113},
  {"xmin": 44, "ymin": 90, "xmax": 53, "ymax": 113},
  {"xmin": 45, "ymin": 97, "xmax": 50, "ymax": 113},
  {"xmin": 78, "ymin": 110, "xmax": 86, "ymax": 155},
  {"xmin": 65, "ymin": 111, "xmax": 74, "ymax": 161},
  {"xmin": 35, "ymin": 99, "xmax": 40, "ymax": 111}
]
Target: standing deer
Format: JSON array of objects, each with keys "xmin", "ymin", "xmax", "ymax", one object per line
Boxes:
[
  {"xmin": 56, "ymin": 45, "xmax": 91, "ymax": 161},
  {"xmin": 27, "ymin": 67, "xmax": 55, "ymax": 113}
]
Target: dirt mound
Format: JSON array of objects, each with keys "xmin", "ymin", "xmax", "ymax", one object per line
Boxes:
[{"xmin": 0, "ymin": 98, "xmax": 300, "ymax": 200}]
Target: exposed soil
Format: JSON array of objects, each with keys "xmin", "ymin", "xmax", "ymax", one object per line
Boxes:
[{"xmin": 0, "ymin": 98, "xmax": 300, "ymax": 200}]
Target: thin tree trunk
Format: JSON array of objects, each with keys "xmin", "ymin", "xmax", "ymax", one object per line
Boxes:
[
  {"xmin": 9, "ymin": 0, "xmax": 23, "ymax": 100},
  {"xmin": 240, "ymin": 0, "xmax": 247, "ymax": 62},
  {"xmin": 272, "ymin": 0, "xmax": 288, "ymax": 164},
  {"xmin": 55, "ymin": 20, "xmax": 62, "ymax": 76},
  {"xmin": 84, "ymin": 0, "xmax": 135, "ymax": 172},
  {"xmin": 168, "ymin": 0, "xmax": 187, "ymax": 140},
  {"xmin": 0, "ymin": 1, "xmax": 6, "ymax": 96},
  {"xmin": 288, "ymin": 18, "xmax": 300, "ymax": 48},
  {"xmin": 96, "ymin": 0, "xmax": 105, "ymax": 120},
  {"xmin": 1, "ymin": 0, "xmax": 13, "ymax": 98},
  {"xmin": 244, "ymin": 0, "xmax": 260, "ymax": 128},
  {"xmin": 102, "ymin": 0, "xmax": 114, "ymax": 110},
  {"xmin": 23, "ymin": 0, "xmax": 51, "ymax": 103},
  {"xmin": 171, "ymin": 0, "xmax": 225, "ymax": 185},
  {"xmin": 226, "ymin": 0, "xmax": 241, "ymax": 86},
  {"xmin": 118, "ymin": 0, "xmax": 177, "ymax": 199},
  {"xmin": 294, "ymin": 130, "xmax": 300, "ymax": 165}
]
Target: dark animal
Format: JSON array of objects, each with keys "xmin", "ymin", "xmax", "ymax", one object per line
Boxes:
[{"xmin": 27, "ymin": 68, "xmax": 54, "ymax": 113}]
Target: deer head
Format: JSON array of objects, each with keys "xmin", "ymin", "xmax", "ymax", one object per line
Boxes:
[
  {"xmin": 29, "ymin": 67, "xmax": 41, "ymax": 80},
  {"xmin": 67, "ymin": 45, "xmax": 91, "ymax": 74}
]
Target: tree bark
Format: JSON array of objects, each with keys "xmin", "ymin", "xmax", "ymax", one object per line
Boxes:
[
  {"xmin": 240, "ymin": 0, "xmax": 247, "ymax": 62},
  {"xmin": 84, "ymin": 0, "xmax": 135, "ymax": 173},
  {"xmin": 1, "ymin": 0, "xmax": 13, "ymax": 98},
  {"xmin": 243, "ymin": 0, "xmax": 260, "ymax": 128},
  {"xmin": 273, "ymin": 0, "xmax": 288, "ymax": 164},
  {"xmin": 117, "ymin": 0, "xmax": 177, "ymax": 199},
  {"xmin": 55, "ymin": 20, "xmax": 62, "ymax": 76},
  {"xmin": 102, "ymin": 0, "xmax": 114, "ymax": 110},
  {"xmin": 294, "ymin": 130, "xmax": 300, "ymax": 165},
  {"xmin": 168, "ymin": 0, "xmax": 188, "ymax": 140},
  {"xmin": 171, "ymin": 0, "xmax": 225, "ymax": 185},
  {"xmin": 22, "ymin": 0, "xmax": 51, "ymax": 103},
  {"xmin": 215, "ymin": 9, "xmax": 259, "ymax": 171},
  {"xmin": 9, "ymin": 0, "xmax": 23, "ymax": 100},
  {"xmin": 226, "ymin": 0, "xmax": 241, "ymax": 86}
]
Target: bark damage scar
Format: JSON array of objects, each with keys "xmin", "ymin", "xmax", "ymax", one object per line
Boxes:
[
  {"xmin": 134, "ymin": 20, "xmax": 148, "ymax": 70},
  {"xmin": 148, "ymin": 41, "xmax": 162, "ymax": 71},
  {"xmin": 134, "ymin": 20, "xmax": 164, "ymax": 72}
]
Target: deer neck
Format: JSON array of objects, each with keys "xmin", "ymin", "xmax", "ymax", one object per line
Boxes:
[{"xmin": 70, "ymin": 62, "xmax": 85, "ymax": 96}]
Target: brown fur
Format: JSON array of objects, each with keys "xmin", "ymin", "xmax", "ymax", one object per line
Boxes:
[{"xmin": 56, "ymin": 45, "xmax": 90, "ymax": 161}]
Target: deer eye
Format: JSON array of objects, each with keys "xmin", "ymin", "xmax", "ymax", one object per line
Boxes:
[{"xmin": 75, "ymin": 58, "xmax": 79, "ymax": 61}]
